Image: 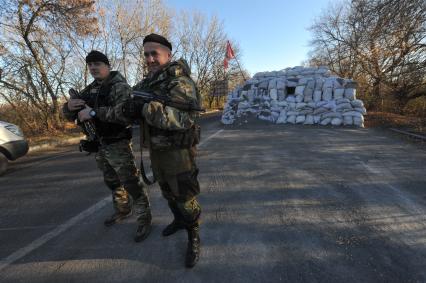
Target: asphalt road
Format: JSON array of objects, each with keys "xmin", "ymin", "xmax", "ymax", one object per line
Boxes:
[{"xmin": 1, "ymin": 114, "xmax": 425, "ymax": 283}]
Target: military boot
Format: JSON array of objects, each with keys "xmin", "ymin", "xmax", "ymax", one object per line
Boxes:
[
  {"xmin": 163, "ymin": 201, "xmax": 185, "ymax": 236},
  {"xmin": 185, "ymin": 224, "xmax": 200, "ymax": 268},
  {"xmin": 104, "ymin": 187, "xmax": 132, "ymax": 227},
  {"xmin": 133, "ymin": 194, "xmax": 152, "ymax": 242},
  {"xmin": 104, "ymin": 211, "xmax": 132, "ymax": 227}
]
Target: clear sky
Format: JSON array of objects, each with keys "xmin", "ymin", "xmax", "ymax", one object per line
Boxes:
[{"xmin": 166, "ymin": 0, "xmax": 332, "ymax": 76}]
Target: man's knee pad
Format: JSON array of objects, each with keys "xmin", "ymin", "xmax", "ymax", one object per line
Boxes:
[
  {"xmin": 112, "ymin": 187, "xmax": 131, "ymax": 212},
  {"xmin": 176, "ymin": 198, "xmax": 201, "ymax": 225}
]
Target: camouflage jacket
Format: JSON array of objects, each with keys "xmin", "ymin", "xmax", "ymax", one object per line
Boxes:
[
  {"xmin": 133, "ymin": 59, "xmax": 201, "ymax": 148},
  {"xmin": 63, "ymin": 71, "xmax": 132, "ymax": 140}
]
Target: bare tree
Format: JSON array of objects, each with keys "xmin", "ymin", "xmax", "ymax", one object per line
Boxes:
[
  {"xmin": 0, "ymin": 0, "xmax": 97, "ymax": 131},
  {"xmin": 309, "ymin": 0, "xmax": 426, "ymax": 112},
  {"xmin": 174, "ymin": 11, "xmax": 247, "ymax": 108}
]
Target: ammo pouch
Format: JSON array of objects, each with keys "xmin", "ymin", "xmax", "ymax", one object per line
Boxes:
[
  {"xmin": 79, "ymin": 139, "xmax": 100, "ymax": 153},
  {"xmin": 150, "ymin": 124, "xmax": 201, "ymax": 151}
]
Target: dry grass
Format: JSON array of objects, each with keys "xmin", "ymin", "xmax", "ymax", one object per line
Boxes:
[{"xmin": 365, "ymin": 112, "xmax": 426, "ymax": 135}]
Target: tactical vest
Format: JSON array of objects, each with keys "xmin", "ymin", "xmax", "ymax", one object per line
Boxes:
[
  {"xmin": 81, "ymin": 73, "xmax": 132, "ymax": 142},
  {"xmin": 136, "ymin": 65, "xmax": 200, "ymax": 150}
]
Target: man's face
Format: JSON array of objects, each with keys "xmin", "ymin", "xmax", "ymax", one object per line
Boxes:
[
  {"xmin": 143, "ymin": 42, "xmax": 172, "ymax": 73},
  {"xmin": 87, "ymin": 61, "xmax": 110, "ymax": 81}
]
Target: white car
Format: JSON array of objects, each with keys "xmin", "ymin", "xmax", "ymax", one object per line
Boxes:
[{"xmin": 0, "ymin": 121, "xmax": 29, "ymax": 175}]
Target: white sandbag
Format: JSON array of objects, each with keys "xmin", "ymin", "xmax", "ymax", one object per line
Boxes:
[
  {"xmin": 304, "ymin": 93, "xmax": 313, "ymax": 102},
  {"xmin": 354, "ymin": 107, "xmax": 367, "ymax": 114},
  {"xmin": 307, "ymin": 102, "xmax": 316, "ymax": 108},
  {"xmin": 344, "ymin": 88, "xmax": 356, "ymax": 100},
  {"xmin": 258, "ymin": 115, "xmax": 274, "ymax": 122},
  {"xmin": 313, "ymin": 107, "xmax": 329, "ymax": 115},
  {"xmin": 351, "ymin": 99, "xmax": 364, "ymax": 108},
  {"xmin": 286, "ymin": 95, "xmax": 296, "ymax": 103},
  {"xmin": 277, "ymin": 101, "xmax": 288, "ymax": 107},
  {"xmin": 296, "ymin": 102, "xmax": 307, "ymax": 110},
  {"xmin": 321, "ymin": 112, "xmax": 343, "ymax": 119},
  {"xmin": 287, "ymin": 115, "xmax": 296, "ymax": 124},
  {"xmin": 304, "ymin": 115, "xmax": 314, "ymax": 125},
  {"xmin": 353, "ymin": 116, "xmax": 364, "ymax": 127},
  {"xmin": 268, "ymin": 78, "xmax": 277, "ymax": 90},
  {"xmin": 313, "ymin": 90, "xmax": 322, "ymax": 102},
  {"xmin": 303, "ymin": 81, "xmax": 315, "ymax": 102},
  {"xmin": 270, "ymin": 106, "xmax": 282, "ymax": 112},
  {"xmin": 238, "ymin": 101, "xmax": 251, "ymax": 109},
  {"xmin": 322, "ymin": 100, "xmax": 337, "ymax": 110},
  {"xmin": 298, "ymin": 78, "xmax": 309, "ymax": 85},
  {"xmin": 276, "ymin": 115, "xmax": 287, "ymax": 124},
  {"xmin": 276, "ymin": 79, "xmax": 286, "ymax": 90},
  {"xmin": 320, "ymin": 118, "xmax": 332, "ymax": 125},
  {"xmin": 336, "ymin": 98, "xmax": 351, "ymax": 104},
  {"xmin": 295, "ymin": 85, "xmax": 305, "ymax": 96},
  {"xmin": 323, "ymin": 78, "xmax": 334, "ymax": 90},
  {"xmin": 343, "ymin": 116, "xmax": 353, "ymax": 125},
  {"xmin": 313, "ymin": 115, "xmax": 321, "ymax": 124},
  {"xmin": 336, "ymin": 103, "xmax": 352, "ymax": 111},
  {"xmin": 277, "ymin": 89, "xmax": 286, "ymax": 101},
  {"xmin": 286, "ymin": 111, "xmax": 299, "ymax": 116},
  {"xmin": 289, "ymin": 102, "xmax": 296, "ymax": 109},
  {"xmin": 342, "ymin": 111, "xmax": 363, "ymax": 118},
  {"xmin": 298, "ymin": 109, "xmax": 314, "ymax": 115},
  {"xmin": 221, "ymin": 117, "xmax": 234, "ymax": 125},
  {"xmin": 269, "ymin": 88, "xmax": 278, "ymax": 100},
  {"xmin": 258, "ymin": 80, "xmax": 269, "ymax": 89},
  {"xmin": 315, "ymin": 78, "xmax": 324, "ymax": 90},
  {"xmin": 241, "ymin": 91, "xmax": 248, "ymax": 100},
  {"xmin": 331, "ymin": 118, "xmax": 342, "ymax": 126},
  {"xmin": 322, "ymin": 88, "xmax": 333, "ymax": 101},
  {"xmin": 271, "ymin": 111, "xmax": 280, "ymax": 120},
  {"xmin": 333, "ymin": 88, "xmax": 344, "ymax": 100},
  {"xmin": 296, "ymin": 115, "xmax": 306, "ymax": 124},
  {"xmin": 295, "ymin": 94, "xmax": 304, "ymax": 103},
  {"xmin": 247, "ymin": 90, "xmax": 255, "ymax": 102}
]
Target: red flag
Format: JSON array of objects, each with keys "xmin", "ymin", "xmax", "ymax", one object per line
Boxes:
[
  {"xmin": 225, "ymin": 40, "xmax": 235, "ymax": 60},
  {"xmin": 224, "ymin": 40, "xmax": 234, "ymax": 70}
]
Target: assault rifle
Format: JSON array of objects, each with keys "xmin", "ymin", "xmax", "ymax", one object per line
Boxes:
[
  {"xmin": 69, "ymin": 88, "xmax": 97, "ymax": 141},
  {"xmin": 132, "ymin": 90, "xmax": 205, "ymax": 112}
]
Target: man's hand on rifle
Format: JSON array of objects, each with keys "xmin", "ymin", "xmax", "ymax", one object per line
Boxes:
[
  {"xmin": 122, "ymin": 99, "xmax": 145, "ymax": 119},
  {"xmin": 68, "ymin": 99, "xmax": 86, "ymax": 111},
  {"xmin": 78, "ymin": 105, "xmax": 93, "ymax": 122}
]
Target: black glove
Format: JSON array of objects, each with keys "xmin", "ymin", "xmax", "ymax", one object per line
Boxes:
[{"xmin": 122, "ymin": 99, "xmax": 145, "ymax": 119}]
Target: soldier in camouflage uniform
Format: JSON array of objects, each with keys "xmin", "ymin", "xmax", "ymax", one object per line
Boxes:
[
  {"xmin": 121, "ymin": 34, "xmax": 202, "ymax": 268},
  {"xmin": 63, "ymin": 50, "xmax": 152, "ymax": 242}
]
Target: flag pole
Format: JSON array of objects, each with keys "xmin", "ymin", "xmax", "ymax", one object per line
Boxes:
[
  {"xmin": 234, "ymin": 56, "xmax": 247, "ymax": 81},
  {"xmin": 225, "ymin": 40, "xmax": 246, "ymax": 82}
]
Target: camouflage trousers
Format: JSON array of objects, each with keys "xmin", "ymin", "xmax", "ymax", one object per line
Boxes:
[
  {"xmin": 150, "ymin": 147, "xmax": 201, "ymax": 227},
  {"xmin": 95, "ymin": 139, "xmax": 151, "ymax": 224}
]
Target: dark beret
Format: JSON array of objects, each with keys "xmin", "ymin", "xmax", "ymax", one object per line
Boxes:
[
  {"xmin": 143, "ymin": 33, "xmax": 172, "ymax": 51},
  {"xmin": 86, "ymin": 50, "xmax": 110, "ymax": 66}
]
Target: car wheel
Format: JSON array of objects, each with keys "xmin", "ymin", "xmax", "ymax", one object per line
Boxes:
[{"xmin": 0, "ymin": 152, "xmax": 8, "ymax": 176}]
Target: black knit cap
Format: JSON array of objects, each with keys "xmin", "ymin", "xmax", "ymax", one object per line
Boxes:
[
  {"xmin": 86, "ymin": 50, "xmax": 110, "ymax": 65},
  {"xmin": 143, "ymin": 33, "xmax": 172, "ymax": 51}
]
